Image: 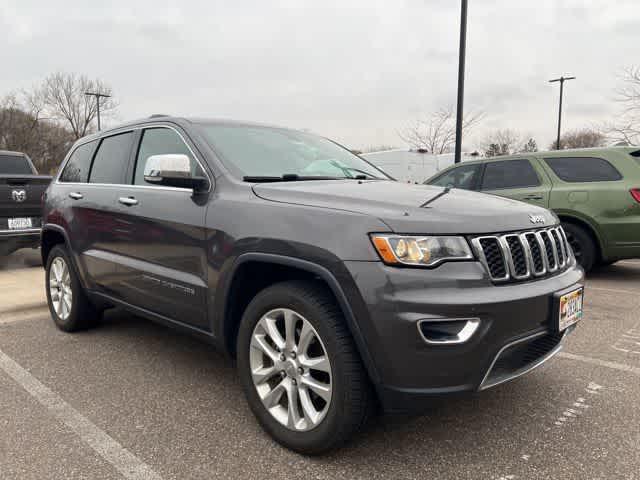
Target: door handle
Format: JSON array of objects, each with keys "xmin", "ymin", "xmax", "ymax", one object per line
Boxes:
[
  {"xmin": 118, "ymin": 196, "xmax": 139, "ymax": 206},
  {"xmin": 68, "ymin": 192, "xmax": 83, "ymax": 200},
  {"xmin": 523, "ymin": 195, "xmax": 543, "ymax": 200}
]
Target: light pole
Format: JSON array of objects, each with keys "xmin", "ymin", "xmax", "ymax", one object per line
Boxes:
[
  {"xmin": 549, "ymin": 76, "xmax": 575, "ymax": 150},
  {"xmin": 454, "ymin": 0, "xmax": 468, "ymax": 164},
  {"xmin": 84, "ymin": 91, "xmax": 111, "ymax": 131}
]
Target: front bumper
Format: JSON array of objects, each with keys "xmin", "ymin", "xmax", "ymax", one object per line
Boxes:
[
  {"xmin": 343, "ymin": 260, "xmax": 584, "ymax": 413},
  {"xmin": 0, "ymin": 229, "xmax": 41, "ymax": 255}
]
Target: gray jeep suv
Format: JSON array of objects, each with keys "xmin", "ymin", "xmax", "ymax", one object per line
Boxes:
[{"xmin": 41, "ymin": 116, "xmax": 585, "ymax": 454}]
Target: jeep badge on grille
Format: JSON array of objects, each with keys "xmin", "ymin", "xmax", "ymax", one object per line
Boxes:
[{"xmin": 529, "ymin": 214, "xmax": 545, "ymax": 224}]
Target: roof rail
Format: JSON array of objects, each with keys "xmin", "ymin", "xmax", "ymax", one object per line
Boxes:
[{"xmin": 149, "ymin": 114, "xmax": 169, "ymax": 118}]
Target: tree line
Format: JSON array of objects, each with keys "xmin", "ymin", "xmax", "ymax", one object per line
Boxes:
[
  {"xmin": 397, "ymin": 65, "xmax": 640, "ymax": 157},
  {"xmin": 0, "ymin": 73, "xmax": 116, "ymax": 173}
]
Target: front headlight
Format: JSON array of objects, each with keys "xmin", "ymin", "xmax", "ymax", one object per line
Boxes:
[{"xmin": 370, "ymin": 234, "xmax": 474, "ymax": 267}]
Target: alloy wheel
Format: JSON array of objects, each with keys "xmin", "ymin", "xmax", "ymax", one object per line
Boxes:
[
  {"xmin": 49, "ymin": 257, "xmax": 73, "ymax": 321},
  {"xmin": 249, "ymin": 308, "xmax": 332, "ymax": 431}
]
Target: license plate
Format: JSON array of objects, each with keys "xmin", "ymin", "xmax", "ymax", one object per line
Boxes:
[
  {"xmin": 8, "ymin": 217, "xmax": 33, "ymax": 230},
  {"xmin": 558, "ymin": 288, "xmax": 583, "ymax": 331}
]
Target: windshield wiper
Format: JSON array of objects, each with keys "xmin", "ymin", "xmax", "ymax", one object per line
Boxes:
[
  {"xmin": 243, "ymin": 174, "xmax": 343, "ymax": 183},
  {"xmin": 328, "ymin": 161, "xmax": 384, "ymax": 180}
]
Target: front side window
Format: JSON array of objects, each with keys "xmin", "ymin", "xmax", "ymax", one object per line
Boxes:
[
  {"xmin": 481, "ymin": 159, "xmax": 540, "ymax": 190},
  {"xmin": 544, "ymin": 157, "xmax": 623, "ymax": 182},
  {"xmin": 197, "ymin": 123, "xmax": 391, "ymax": 180},
  {"xmin": 59, "ymin": 141, "xmax": 96, "ymax": 183},
  {"xmin": 133, "ymin": 128, "xmax": 202, "ymax": 186},
  {"xmin": 428, "ymin": 164, "xmax": 482, "ymax": 190},
  {"xmin": 89, "ymin": 132, "xmax": 134, "ymax": 184}
]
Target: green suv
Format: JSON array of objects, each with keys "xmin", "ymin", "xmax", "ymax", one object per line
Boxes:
[{"xmin": 426, "ymin": 147, "xmax": 640, "ymax": 271}]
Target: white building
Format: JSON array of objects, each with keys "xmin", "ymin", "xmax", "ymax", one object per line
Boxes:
[{"xmin": 362, "ymin": 149, "xmax": 479, "ymax": 183}]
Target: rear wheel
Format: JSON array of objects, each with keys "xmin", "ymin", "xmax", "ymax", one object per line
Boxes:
[
  {"xmin": 45, "ymin": 245, "xmax": 101, "ymax": 332},
  {"xmin": 562, "ymin": 222, "xmax": 596, "ymax": 272},
  {"xmin": 236, "ymin": 280, "xmax": 373, "ymax": 454}
]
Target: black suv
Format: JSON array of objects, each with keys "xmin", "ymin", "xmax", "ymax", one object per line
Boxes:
[{"xmin": 42, "ymin": 116, "xmax": 585, "ymax": 454}]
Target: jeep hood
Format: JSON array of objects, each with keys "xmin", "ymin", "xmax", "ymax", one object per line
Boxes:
[{"xmin": 252, "ymin": 180, "xmax": 557, "ymax": 234}]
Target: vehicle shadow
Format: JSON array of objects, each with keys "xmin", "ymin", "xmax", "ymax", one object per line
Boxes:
[
  {"xmin": 587, "ymin": 261, "xmax": 640, "ymax": 283},
  {"xmin": 0, "ymin": 248, "xmax": 43, "ymax": 270}
]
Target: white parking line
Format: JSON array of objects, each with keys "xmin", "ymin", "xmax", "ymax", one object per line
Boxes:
[
  {"xmin": 558, "ymin": 352, "xmax": 640, "ymax": 376},
  {"xmin": 0, "ymin": 348, "xmax": 163, "ymax": 480}
]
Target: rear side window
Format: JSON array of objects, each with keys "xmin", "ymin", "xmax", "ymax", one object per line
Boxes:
[
  {"xmin": 0, "ymin": 154, "xmax": 33, "ymax": 174},
  {"xmin": 544, "ymin": 157, "xmax": 622, "ymax": 182},
  {"xmin": 428, "ymin": 164, "xmax": 482, "ymax": 190},
  {"xmin": 133, "ymin": 128, "xmax": 201, "ymax": 186},
  {"xmin": 59, "ymin": 142, "xmax": 96, "ymax": 183},
  {"xmin": 89, "ymin": 132, "xmax": 134, "ymax": 184},
  {"xmin": 481, "ymin": 159, "xmax": 540, "ymax": 190}
]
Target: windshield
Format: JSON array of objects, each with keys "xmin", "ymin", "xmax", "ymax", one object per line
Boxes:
[
  {"xmin": 197, "ymin": 124, "xmax": 391, "ymax": 180},
  {"xmin": 0, "ymin": 154, "xmax": 34, "ymax": 175}
]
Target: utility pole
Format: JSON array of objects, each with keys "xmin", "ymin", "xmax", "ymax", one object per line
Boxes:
[
  {"xmin": 84, "ymin": 92, "xmax": 111, "ymax": 131},
  {"xmin": 549, "ymin": 76, "xmax": 575, "ymax": 150},
  {"xmin": 454, "ymin": 0, "xmax": 468, "ymax": 164}
]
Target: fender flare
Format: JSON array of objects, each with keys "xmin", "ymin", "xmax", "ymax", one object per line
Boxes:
[
  {"xmin": 41, "ymin": 224, "xmax": 88, "ymax": 290},
  {"xmin": 219, "ymin": 252, "xmax": 381, "ymax": 384}
]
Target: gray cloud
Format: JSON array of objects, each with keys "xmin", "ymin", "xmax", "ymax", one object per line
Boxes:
[{"xmin": 1, "ymin": 0, "xmax": 637, "ymax": 149}]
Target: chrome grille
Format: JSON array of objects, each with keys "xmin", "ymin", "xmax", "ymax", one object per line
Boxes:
[{"xmin": 471, "ymin": 226, "xmax": 573, "ymax": 283}]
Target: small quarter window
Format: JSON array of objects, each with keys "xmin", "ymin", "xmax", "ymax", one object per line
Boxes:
[
  {"xmin": 544, "ymin": 157, "xmax": 623, "ymax": 182},
  {"xmin": 59, "ymin": 141, "xmax": 97, "ymax": 183}
]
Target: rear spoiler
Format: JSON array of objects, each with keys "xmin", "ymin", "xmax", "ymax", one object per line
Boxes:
[{"xmin": 0, "ymin": 174, "xmax": 53, "ymax": 185}]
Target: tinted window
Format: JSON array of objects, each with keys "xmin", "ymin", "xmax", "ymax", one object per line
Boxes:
[
  {"xmin": 59, "ymin": 142, "xmax": 96, "ymax": 183},
  {"xmin": 544, "ymin": 157, "xmax": 623, "ymax": 182},
  {"xmin": 481, "ymin": 159, "xmax": 540, "ymax": 190},
  {"xmin": 133, "ymin": 128, "xmax": 202, "ymax": 186},
  {"xmin": 0, "ymin": 154, "xmax": 33, "ymax": 175},
  {"xmin": 197, "ymin": 124, "xmax": 390, "ymax": 180},
  {"xmin": 89, "ymin": 132, "xmax": 134, "ymax": 184},
  {"xmin": 428, "ymin": 164, "xmax": 481, "ymax": 190}
]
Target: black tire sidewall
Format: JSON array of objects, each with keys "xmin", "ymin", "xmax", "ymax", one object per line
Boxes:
[
  {"xmin": 236, "ymin": 283, "xmax": 359, "ymax": 454},
  {"xmin": 562, "ymin": 223, "xmax": 596, "ymax": 272}
]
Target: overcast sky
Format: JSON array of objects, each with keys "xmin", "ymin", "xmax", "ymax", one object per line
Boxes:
[{"xmin": 1, "ymin": 0, "xmax": 638, "ymax": 150}]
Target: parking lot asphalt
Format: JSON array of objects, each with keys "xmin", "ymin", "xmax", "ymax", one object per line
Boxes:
[{"xmin": 0, "ymin": 250, "xmax": 639, "ymax": 479}]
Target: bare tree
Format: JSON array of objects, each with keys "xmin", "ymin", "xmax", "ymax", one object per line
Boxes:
[
  {"xmin": 606, "ymin": 66, "xmax": 640, "ymax": 144},
  {"xmin": 480, "ymin": 129, "xmax": 522, "ymax": 157},
  {"xmin": 521, "ymin": 138, "xmax": 538, "ymax": 153},
  {"xmin": 0, "ymin": 93, "xmax": 75, "ymax": 173},
  {"xmin": 549, "ymin": 128, "xmax": 606, "ymax": 150},
  {"xmin": 398, "ymin": 107, "xmax": 484, "ymax": 154},
  {"xmin": 36, "ymin": 72, "xmax": 117, "ymax": 139}
]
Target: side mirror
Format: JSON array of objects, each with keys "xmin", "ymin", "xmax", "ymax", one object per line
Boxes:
[{"xmin": 143, "ymin": 154, "xmax": 208, "ymax": 191}]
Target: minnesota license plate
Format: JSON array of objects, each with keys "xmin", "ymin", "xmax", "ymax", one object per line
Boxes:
[
  {"xmin": 558, "ymin": 288, "xmax": 583, "ymax": 331},
  {"xmin": 8, "ymin": 217, "xmax": 33, "ymax": 230}
]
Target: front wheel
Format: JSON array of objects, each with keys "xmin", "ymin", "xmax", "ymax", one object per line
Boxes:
[{"xmin": 236, "ymin": 280, "xmax": 373, "ymax": 454}]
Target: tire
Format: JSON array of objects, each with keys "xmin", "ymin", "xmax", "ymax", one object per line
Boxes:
[
  {"xmin": 45, "ymin": 244, "xmax": 101, "ymax": 332},
  {"xmin": 236, "ymin": 280, "xmax": 373, "ymax": 455},
  {"xmin": 562, "ymin": 222, "xmax": 596, "ymax": 272}
]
